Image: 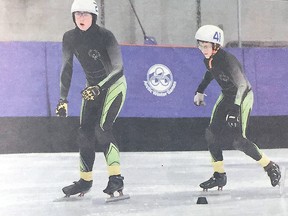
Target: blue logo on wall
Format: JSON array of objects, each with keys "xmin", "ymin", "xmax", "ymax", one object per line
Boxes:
[{"xmin": 144, "ymin": 64, "xmax": 176, "ymax": 96}]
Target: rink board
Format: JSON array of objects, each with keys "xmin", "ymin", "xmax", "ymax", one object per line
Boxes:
[{"xmin": 0, "ymin": 43, "xmax": 288, "ymax": 118}]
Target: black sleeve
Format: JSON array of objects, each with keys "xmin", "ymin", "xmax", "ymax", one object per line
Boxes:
[
  {"xmin": 226, "ymin": 56, "xmax": 250, "ymax": 106},
  {"xmin": 196, "ymin": 71, "xmax": 214, "ymax": 93},
  {"xmin": 97, "ymin": 30, "xmax": 124, "ymax": 90},
  {"xmin": 60, "ymin": 32, "xmax": 74, "ymax": 100}
]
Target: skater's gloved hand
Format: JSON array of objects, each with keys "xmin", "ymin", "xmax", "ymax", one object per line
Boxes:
[
  {"xmin": 56, "ymin": 99, "xmax": 68, "ymax": 117},
  {"xmin": 226, "ymin": 104, "xmax": 240, "ymax": 128},
  {"xmin": 81, "ymin": 85, "xmax": 101, "ymax": 101},
  {"xmin": 194, "ymin": 92, "xmax": 206, "ymax": 106}
]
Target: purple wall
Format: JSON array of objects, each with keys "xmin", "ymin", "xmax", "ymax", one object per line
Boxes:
[{"xmin": 0, "ymin": 42, "xmax": 287, "ymax": 117}]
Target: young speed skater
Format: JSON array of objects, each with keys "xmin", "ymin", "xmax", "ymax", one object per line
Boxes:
[
  {"xmin": 193, "ymin": 25, "xmax": 281, "ymax": 191},
  {"xmin": 55, "ymin": 0, "xmax": 128, "ymax": 200}
]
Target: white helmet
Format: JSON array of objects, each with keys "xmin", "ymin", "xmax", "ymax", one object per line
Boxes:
[
  {"xmin": 71, "ymin": 0, "xmax": 99, "ymax": 16},
  {"xmin": 195, "ymin": 25, "xmax": 224, "ymax": 46}
]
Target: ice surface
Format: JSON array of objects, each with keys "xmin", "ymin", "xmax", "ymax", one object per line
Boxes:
[{"xmin": 0, "ymin": 149, "xmax": 287, "ymax": 216}]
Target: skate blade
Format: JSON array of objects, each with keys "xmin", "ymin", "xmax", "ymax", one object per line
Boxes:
[
  {"xmin": 105, "ymin": 194, "xmax": 130, "ymax": 203},
  {"xmin": 53, "ymin": 196, "xmax": 86, "ymax": 202},
  {"xmin": 53, "ymin": 191, "xmax": 90, "ymax": 202},
  {"xmin": 201, "ymin": 186, "xmax": 225, "ymax": 192},
  {"xmin": 199, "ymin": 188, "xmax": 231, "ymax": 198}
]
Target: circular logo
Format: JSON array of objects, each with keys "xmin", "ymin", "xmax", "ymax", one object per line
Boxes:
[{"xmin": 144, "ymin": 64, "xmax": 176, "ymax": 96}]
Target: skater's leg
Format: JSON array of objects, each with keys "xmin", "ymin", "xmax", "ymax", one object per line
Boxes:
[
  {"xmin": 95, "ymin": 78, "xmax": 127, "ymax": 194},
  {"xmin": 97, "ymin": 78, "xmax": 126, "ymax": 175},
  {"xmin": 97, "ymin": 95, "xmax": 125, "ymax": 176},
  {"xmin": 202, "ymin": 128, "xmax": 227, "ymax": 190},
  {"xmin": 61, "ymin": 131, "xmax": 95, "ymax": 196},
  {"xmin": 78, "ymin": 127, "xmax": 96, "ymax": 181},
  {"xmin": 96, "ymin": 126, "xmax": 121, "ymax": 176},
  {"xmin": 77, "ymin": 99, "xmax": 98, "ymax": 182},
  {"xmin": 97, "ymin": 128, "xmax": 123, "ymax": 194},
  {"xmin": 200, "ymin": 95, "xmax": 228, "ymax": 190},
  {"xmin": 233, "ymin": 91, "xmax": 272, "ymax": 166},
  {"xmin": 232, "ymin": 135, "xmax": 269, "ymax": 166},
  {"xmin": 234, "ymin": 136, "xmax": 281, "ymax": 186},
  {"xmin": 206, "ymin": 93, "xmax": 227, "ymax": 174},
  {"xmin": 232, "ymin": 91, "xmax": 281, "ymax": 186},
  {"xmin": 205, "ymin": 128, "xmax": 225, "ymax": 173},
  {"xmin": 232, "ymin": 91, "xmax": 266, "ymax": 163},
  {"xmin": 62, "ymin": 100, "xmax": 97, "ymax": 196}
]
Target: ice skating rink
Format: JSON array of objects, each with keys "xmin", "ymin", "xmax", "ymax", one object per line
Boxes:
[{"xmin": 1, "ymin": 149, "xmax": 287, "ymax": 216}]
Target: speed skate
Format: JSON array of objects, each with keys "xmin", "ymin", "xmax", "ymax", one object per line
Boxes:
[
  {"xmin": 103, "ymin": 175, "xmax": 130, "ymax": 203},
  {"xmin": 199, "ymin": 172, "xmax": 227, "ymax": 191}
]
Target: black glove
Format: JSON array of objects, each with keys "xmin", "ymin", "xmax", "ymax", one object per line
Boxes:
[
  {"xmin": 56, "ymin": 99, "xmax": 68, "ymax": 117},
  {"xmin": 226, "ymin": 104, "xmax": 240, "ymax": 128},
  {"xmin": 81, "ymin": 85, "xmax": 100, "ymax": 100}
]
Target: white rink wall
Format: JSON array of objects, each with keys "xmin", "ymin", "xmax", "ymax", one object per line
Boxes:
[{"xmin": 0, "ymin": 0, "xmax": 287, "ymax": 45}]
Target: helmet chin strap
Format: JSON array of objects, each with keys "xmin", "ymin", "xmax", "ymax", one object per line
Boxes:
[{"xmin": 208, "ymin": 44, "xmax": 220, "ymax": 69}]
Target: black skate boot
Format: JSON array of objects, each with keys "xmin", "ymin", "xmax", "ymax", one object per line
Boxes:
[
  {"xmin": 200, "ymin": 172, "xmax": 227, "ymax": 191},
  {"xmin": 62, "ymin": 179, "xmax": 93, "ymax": 197},
  {"xmin": 103, "ymin": 175, "xmax": 130, "ymax": 202},
  {"xmin": 103, "ymin": 175, "xmax": 124, "ymax": 196},
  {"xmin": 264, "ymin": 161, "xmax": 281, "ymax": 187}
]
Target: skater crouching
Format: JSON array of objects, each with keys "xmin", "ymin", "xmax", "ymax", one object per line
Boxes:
[
  {"xmin": 55, "ymin": 0, "xmax": 127, "ymax": 198},
  {"xmin": 193, "ymin": 25, "xmax": 281, "ymax": 191}
]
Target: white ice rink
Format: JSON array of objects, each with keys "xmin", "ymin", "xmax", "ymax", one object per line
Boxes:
[{"xmin": 0, "ymin": 149, "xmax": 287, "ymax": 216}]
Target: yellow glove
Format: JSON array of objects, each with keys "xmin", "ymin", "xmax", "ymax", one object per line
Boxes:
[
  {"xmin": 81, "ymin": 86, "xmax": 100, "ymax": 100},
  {"xmin": 56, "ymin": 99, "xmax": 68, "ymax": 117}
]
